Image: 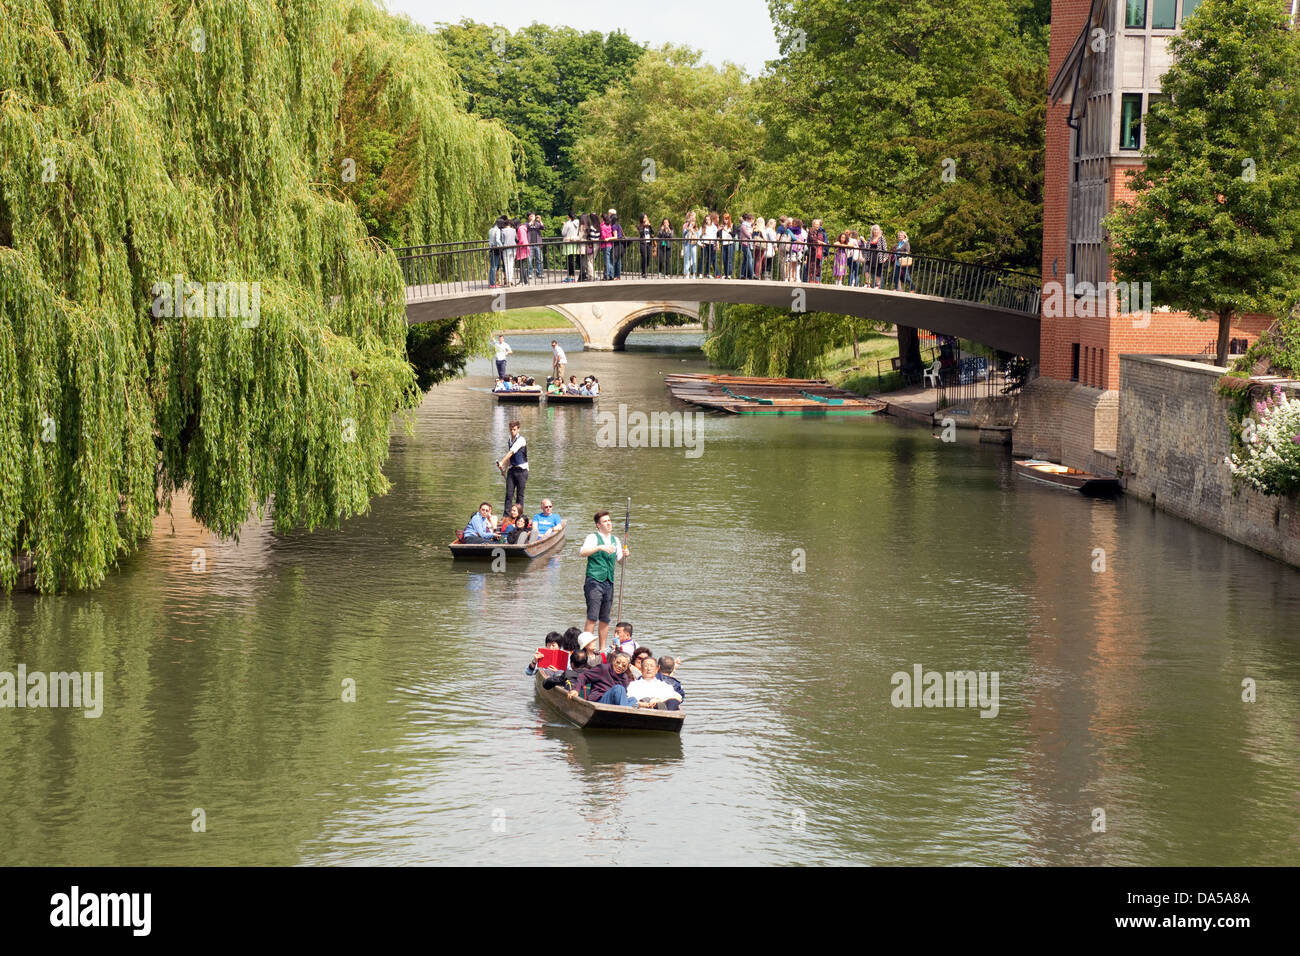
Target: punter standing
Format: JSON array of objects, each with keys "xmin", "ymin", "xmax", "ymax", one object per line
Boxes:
[
  {"xmin": 580, "ymin": 510, "xmax": 628, "ymax": 654},
  {"xmin": 551, "ymin": 339, "xmax": 567, "ymax": 384},
  {"xmin": 494, "ymin": 333, "xmax": 513, "ymax": 380},
  {"xmin": 497, "ymin": 420, "xmax": 528, "ymax": 516}
]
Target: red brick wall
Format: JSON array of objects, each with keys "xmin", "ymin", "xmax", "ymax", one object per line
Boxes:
[
  {"xmin": 1040, "ymin": 0, "xmax": 1091, "ymax": 382},
  {"xmin": 1039, "ymin": 1, "xmax": 1269, "ymax": 391}
]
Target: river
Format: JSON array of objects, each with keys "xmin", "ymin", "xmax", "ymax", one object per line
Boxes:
[{"xmin": 2, "ymin": 330, "xmax": 1298, "ymax": 865}]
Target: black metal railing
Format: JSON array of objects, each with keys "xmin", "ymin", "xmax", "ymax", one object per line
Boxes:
[
  {"xmin": 394, "ymin": 236, "xmax": 1042, "ymax": 316},
  {"xmin": 935, "ymin": 355, "xmax": 1030, "ymax": 409}
]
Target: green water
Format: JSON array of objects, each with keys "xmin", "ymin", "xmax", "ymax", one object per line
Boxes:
[{"xmin": 2, "ymin": 331, "xmax": 1298, "ymax": 865}]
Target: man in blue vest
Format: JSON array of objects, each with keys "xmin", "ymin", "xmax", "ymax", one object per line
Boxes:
[
  {"xmin": 580, "ymin": 510, "xmax": 628, "ymax": 654},
  {"xmin": 496, "ymin": 420, "xmax": 528, "ymax": 517}
]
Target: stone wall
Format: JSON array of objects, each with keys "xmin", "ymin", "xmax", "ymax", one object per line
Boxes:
[
  {"xmin": 1118, "ymin": 354, "xmax": 1300, "ymax": 568},
  {"xmin": 1012, "ymin": 376, "xmax": 1117, "ymax": 473}
]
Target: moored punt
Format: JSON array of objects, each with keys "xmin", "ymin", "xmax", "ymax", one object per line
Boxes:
[
  {"xmin": 545, "ymin": 392, "xmax": 595, "ymax": 405},
  {"xmin": 448, "ymin": 520, "xmax": 566, "ymax": 559},
  {"xmin": 533, "ymin": 669, "xmax": 685, "ymax": 733},
  {"xmin": 665, "ymin": 373, "xmax": 884, "ymax": 416},
  {"xmin": 495, "ymin": 389, "xmax": 542, "ymax": 404},
  {"xmin": 1013, "ymin": 459, "xmax": 1121, "ymax": 497}
]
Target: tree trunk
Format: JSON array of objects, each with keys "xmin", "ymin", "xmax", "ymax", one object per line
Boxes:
[
  {"xmin": 1216, "ymin": 308, "xmax": 1232, "ymax": 368},
  {"xmin": 897, "ymin": 325, "xmax": 921, "ymax": 378},
  {"xmin": 852, "ymin": 327, "xmax": 859, "ymax": 360}
]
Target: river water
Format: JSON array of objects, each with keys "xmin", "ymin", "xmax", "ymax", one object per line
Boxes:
[{"xmin": 2, "ymin": 331, "xmax": 1299, "ymax": 865}]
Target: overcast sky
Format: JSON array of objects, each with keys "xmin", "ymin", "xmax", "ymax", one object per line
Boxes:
[{"xmin": 391, "ymin": 0, "xmax": 782, "ymax": 76}]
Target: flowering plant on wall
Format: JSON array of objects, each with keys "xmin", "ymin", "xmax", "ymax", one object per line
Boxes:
[{"xmin": 1226, "ymin": 386, "xmax": 1300, "ymax": 497}]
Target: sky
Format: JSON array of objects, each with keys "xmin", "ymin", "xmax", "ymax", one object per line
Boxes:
[{"xmin": 389, "ymin": 0, "xmax": 783, "ymax": 76}]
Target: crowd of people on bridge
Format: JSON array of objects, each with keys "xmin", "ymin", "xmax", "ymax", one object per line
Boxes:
[{"xmin": 486, "ymin": 209, "xmax": 916, "ymax": 290}]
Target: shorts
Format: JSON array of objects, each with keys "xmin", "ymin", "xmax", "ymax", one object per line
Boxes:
[{"xmin": 584, "ymin": 576, "xmax": 614, "ymax": 624}]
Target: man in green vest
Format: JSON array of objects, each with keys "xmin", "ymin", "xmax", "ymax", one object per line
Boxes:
[{"xmin": 580, "ymin": 510, "xmax": 628, "ymax": 654}]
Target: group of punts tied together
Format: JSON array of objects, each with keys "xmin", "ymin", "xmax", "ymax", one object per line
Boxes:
[{"xmin": 663, "ymin": 373, "xmax": 886, "ymax": 415}]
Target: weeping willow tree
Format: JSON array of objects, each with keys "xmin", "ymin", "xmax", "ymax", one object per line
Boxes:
[
  {"xmin": 704, "ymin": 305, "xmax": 864, "ymax": 378},
  {"xmin": 0, "ymin": 0, "xmax": 515, "ymax": 592}
]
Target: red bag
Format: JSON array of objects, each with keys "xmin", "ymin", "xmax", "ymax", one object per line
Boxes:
[{"xmin": 537, "ymin": 648, "xmax": 570, "ymax": 670}]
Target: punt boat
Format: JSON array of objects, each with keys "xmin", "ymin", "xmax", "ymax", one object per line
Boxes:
[
  {"xmin": 448, "ymin": 520, "xmax": 567, "ymax": 559},
  {"xmin": 533, "ymin": 668, "xmax": 685, "ymax": 733},
  {"xmin": 545, "ymin": 392, "xmax": 595, "ymax": 405},
  {"xmin": 495, "ymin": 390, "xmax": 542, "ymax": 404},
  {"xmin": 1013, "ymin": 459, "xmax": 1121, "ymax": 497}
]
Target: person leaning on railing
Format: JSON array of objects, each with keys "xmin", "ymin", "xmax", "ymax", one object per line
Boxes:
[
  {"xmin": 657, "ymin": 219, "xmax": 673, "ymax": 275},
  {"xmin": 562, "ymin": 212, "xmax": 581, "ymax": 282},
  {"xmin": 894, "ymin": 231, "xmax": 914, "ymax": 292}
]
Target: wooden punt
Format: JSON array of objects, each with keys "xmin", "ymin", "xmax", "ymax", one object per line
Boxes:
[
  {"xmin": 448, "ymin": 520, "xmax": 566, "ymax": 559},
  {"xmin": 545, "ymin": 392, "xmax": 595, "ymax": 405},
  {"xmin": 534, "ymin": 669, "xmax": 685, "ymax": 733},
  {"xmin": 1013, "ymin": 459, "xmax": 1121, "ymax": 497},
  {"xmin": 665, "ymin": 372, "xmax": 884, "ymax": 416},
  {"xmin": 495, "ymin": 390, "xmax": 542, "ymax": 404}
]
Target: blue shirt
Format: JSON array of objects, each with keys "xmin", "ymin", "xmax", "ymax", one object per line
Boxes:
[
  {"xmin": 464, "ymin": 513, "xmax": 491, "ymax": 538},
  {"xmin": 533, "ymin": 512, "xmax": 562, "ymax": 535}
]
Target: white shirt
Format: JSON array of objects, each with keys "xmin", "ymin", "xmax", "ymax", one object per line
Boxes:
[
  {"xmin": 494, "ymin": 340, "xmax": 512, "ymax": 361},
  {"xmin": 581, "ymin": 532, "xmax": 621, "ymax": 555},
  {"xmin": 552, "ymin": 343, "xmax": 567, "ymax": 364},
  {"xmin": 562, "ymin": 218, "xmax": 579, "ymax": 242},
  {"xmin": 625, "ymin": 677, "xmax": 681, "ymax": 703}
]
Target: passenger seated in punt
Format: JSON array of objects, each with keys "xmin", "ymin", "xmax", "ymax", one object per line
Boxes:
[
  {"xmin": 532, "ymin": 499, "xmax": 562, "ymax": 537},
  {"xmin": 541, "ymin": 649, "xmax": 595, "ymax": 690},
  {"xmin": 624, "ymin": 655, "xmax": 683, "ymax": 711},
  {"xmin": 500, "ymin": 504, "xmax": 531, "ymax": 544},
  {"xmin": 462, "ymin": 501, "xmax": 497, "ymax": 543},
  {"xmin": 546, "ymin": 377, "xmax": 563, "ymax": 395},
  {"xmin": 493, "ymin": 378, "xmax": 515, "ymax": 392},
  {"xmin": 565, "ymin": 375, "xmax": 581, "ymax": 394},
  {"xmin": 613, "ymin": 621, "xmax": 637, "ymax": 657},
  {"xmin": 567, "ymin": 651, "xmax": 634, "ymax": 705},
  {"xmin": 526, "ymin": 632, "xmax": 563, "ymax": 676},
  {"xmin": 657, "ymin": 657, "xmax": 684, "ymax": 702}
]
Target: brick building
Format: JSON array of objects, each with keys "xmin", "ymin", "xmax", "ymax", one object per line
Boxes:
[{"xmin": 1016, "ymin": 0, "xmax": 1271, "ymax": 470}]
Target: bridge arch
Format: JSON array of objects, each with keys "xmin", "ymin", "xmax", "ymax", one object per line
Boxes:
[{"xmin": 610, "ymin": 303, "xmax": 701, "ymax": 351}]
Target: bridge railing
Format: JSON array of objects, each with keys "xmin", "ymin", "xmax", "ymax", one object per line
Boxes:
[{"xmin": 394, "ymin": 237, "xmax": 1041, "ymax": 316}]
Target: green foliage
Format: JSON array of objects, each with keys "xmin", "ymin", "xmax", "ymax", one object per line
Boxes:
[
  {"xmin": 704, "ymin": 305, "xmax": 873, "ymax": 378},
  {"xmin": 1106, "ymin": 0, "xmax": 1300, "ymax": 366},
  {"xmin": 0, "ymin": 0, "xmax": 513, "ymax": 591},
  {"xmin": 570, "ymin": 47, "xmax": 760, "ymax": 220},
  {"xmin": 434, "ymin": 20, "xmax": 646, "ymax": 218},
  {"xmin": 751, "ymin": 0, "xmax": 1048, "ymax": 260},
  {"xmin": 1228, "ymin": 313, "xmax": 1300, "ymax": 380},
  {"xmin": 334, "ymin": 4, "xmax": 516, "ymax": 246}
]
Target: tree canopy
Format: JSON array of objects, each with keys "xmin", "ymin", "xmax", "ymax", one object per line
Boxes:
[
  {"xmin": 434, "ymin": 20, "xmax": 646, "ymax": 219},
  {"xmin": 0, "ymin": 0, "xmax": 514, "ymax": 591},
  {"xmin": 569, "ymin": 46, "xmax": 760, "ymax": 222}
]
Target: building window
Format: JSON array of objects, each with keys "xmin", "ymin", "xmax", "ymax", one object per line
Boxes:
[
  {"xmin": 1071, "ymin": 344, "xmax": 1081, "ymax": 382},
  {"xmin": 1152, "ymin": 0, "xmax": 1176, "ymax": 28},
  {"xmin": 1126, "ymin": 0, "xmax": 1146, "ymax": 28},
  {"xmin": 1181, "ymin": 0, "xmax": 1203, "ymax": 23},
  {"xmin": 1120, "ymin": 94, "xmax": 1143, "ymax": 150}
]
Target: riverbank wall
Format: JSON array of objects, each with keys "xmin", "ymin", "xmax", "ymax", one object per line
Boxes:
[{"xmin": 1117, "ymin": 354, "xmax": 1300, "ymax": 567}]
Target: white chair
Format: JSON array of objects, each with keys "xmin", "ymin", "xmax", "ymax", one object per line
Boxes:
[{"xmin": 922, "ymin": 360, "xmax": 941, "ymax": 387}]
